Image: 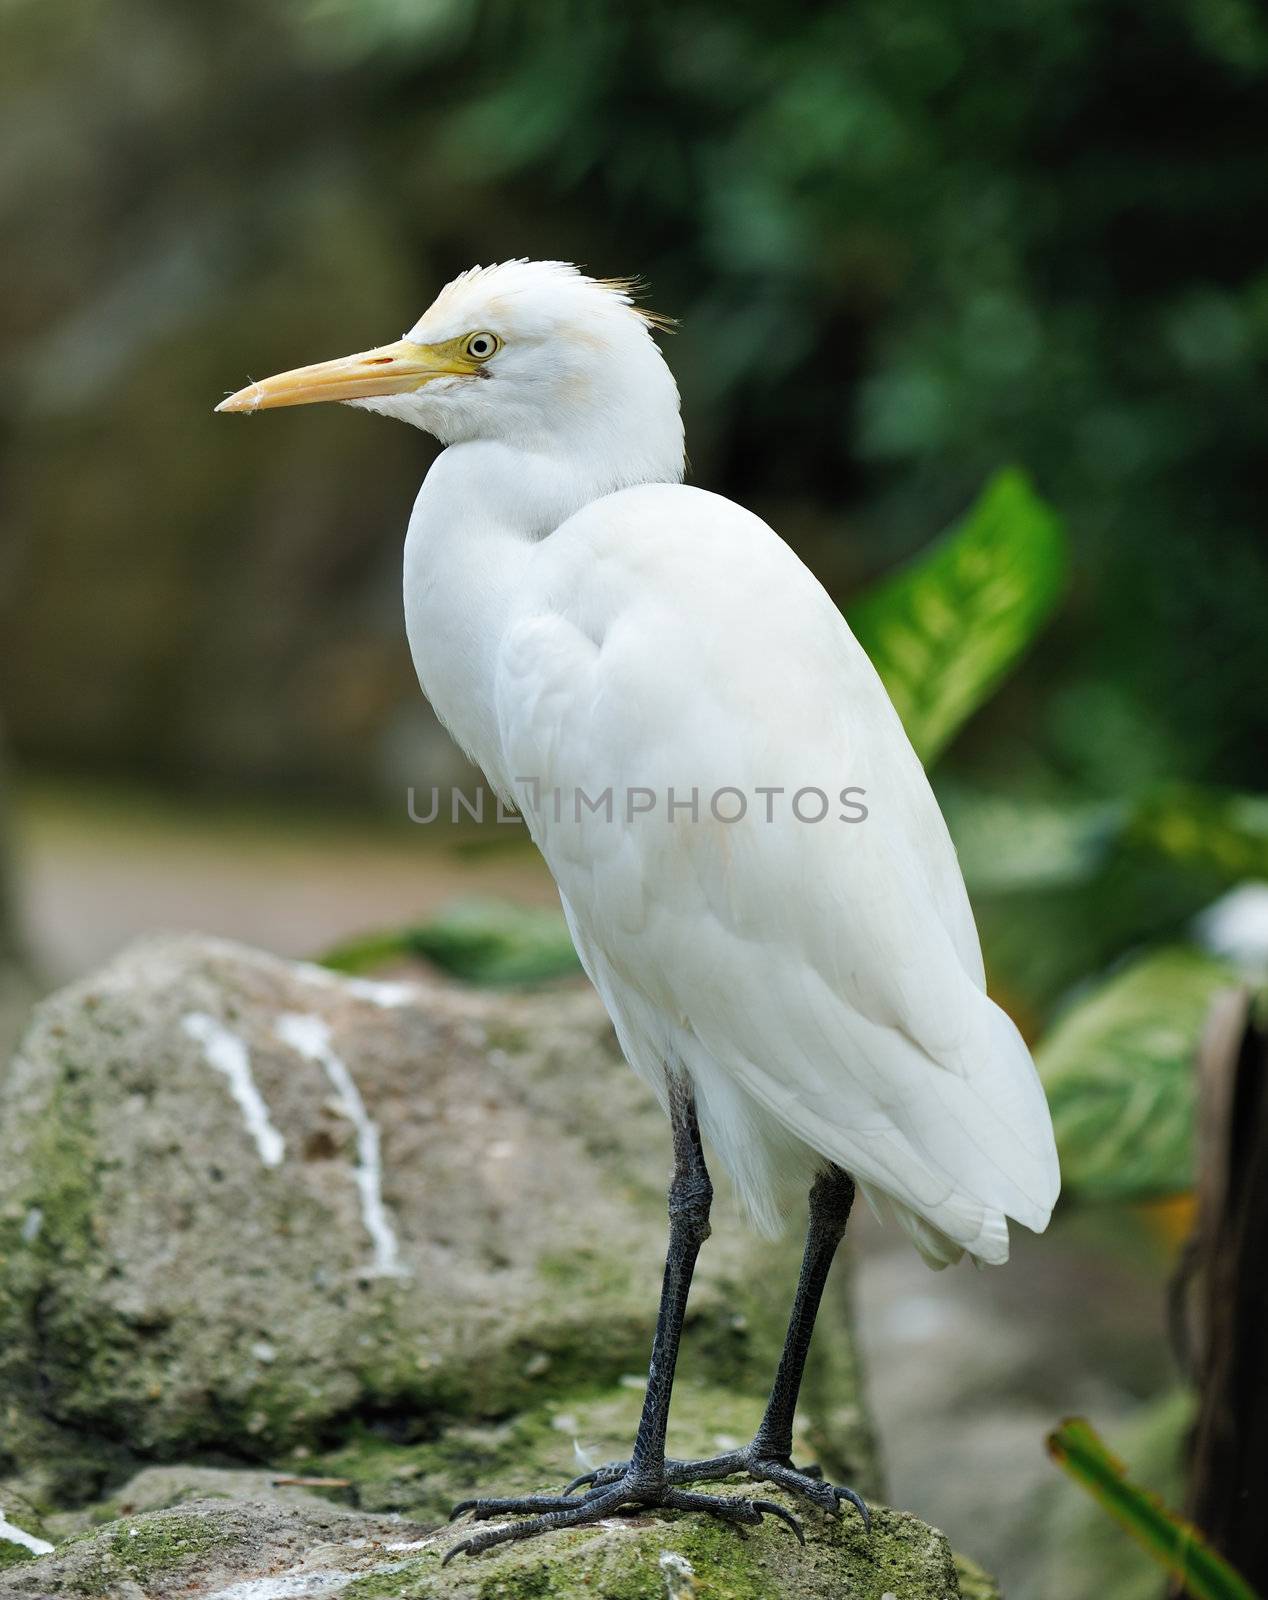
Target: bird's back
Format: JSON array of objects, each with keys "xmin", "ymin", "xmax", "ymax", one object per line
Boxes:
[{"xmin": 495, "ymin": 483, "xmax": 1060, "ymax": 1265}]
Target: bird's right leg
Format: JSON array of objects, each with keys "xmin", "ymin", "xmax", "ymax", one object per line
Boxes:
[{"xmin": 445, "ymin": 1076, "xmax": 801, "ymax": 1561}]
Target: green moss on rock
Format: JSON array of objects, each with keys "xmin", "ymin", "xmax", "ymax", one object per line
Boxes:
[
  {"xmin": 338, "ymin": 1498, "xmax": 961, "ymax": 1600},
  {"xmin": 20, "ymin": 1503, "xmax": 233, "ymax": 1594},
  {"xmin": 8, "ymin": 1464, "xmax": 987, "ymax": 1599},
  {"xmin": 1, "ymin": 1493, "xmax": 433, "ymax": 1597},
  {"xmin": 104, "ymin": 1509, "xmax": 229, "ymax": 1579},
  {"xmin": 310, "ymin": 1381, "xmax": 807, "ymax": 1525}
]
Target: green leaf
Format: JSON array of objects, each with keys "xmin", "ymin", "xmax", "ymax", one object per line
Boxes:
[
  {"xmin": 1051, "ymin": 1392, "xmax": 1196, "ymax": 1600},
  {"xmin": 1035, "ymin": 945, "xmax": 1236, "ymax": 1201},
  {"xmin": 1047, "ymin": 1417, "xmax": 1261, "ymax": 1600},
  {"xmin": 1125, "ymin": 785, "xmax": 1268, "ymax": 883},
  {"xmin": 939, "ymin": 784, "xmax": 1123, "ymax": 895},
  {"xmin": 943, "ymin": 781, "xmax": 1268, "ymax": 1016},
  {"xmin": 320, "ymin": 897, "xmax": 581, "ymax": 988},
  {"xmin": 848, "ymin": 468, "xmax": 1068, "ymax": 763}
]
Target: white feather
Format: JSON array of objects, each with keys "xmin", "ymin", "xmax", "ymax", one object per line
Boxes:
[{"xmin": 388, "ymin": 262, "xmax": 1060, "ymax": 1267}]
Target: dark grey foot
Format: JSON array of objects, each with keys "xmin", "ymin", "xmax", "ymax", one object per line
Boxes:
[
  {"xmin": 565, "ymin": 1446, "xmax": 869, "ymax": 1528},
  {"xmin": 444, "ymin": 1473, "xmax": 803, "ymax": 1563}
]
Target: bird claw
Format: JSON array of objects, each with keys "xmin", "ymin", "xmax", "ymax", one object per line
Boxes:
[
  {"xmin": 743, "ymin": 1455, "xmax": 869, "ymax": 1527},
  {"xmin": 756, "ymin": 1499, "xmax": 805, "ymax": 1543},
  {"xmin": 833, "ymin": 1483, "xmax": 871, "ymax": 1530},
  {"xmin": 450, "ymin": 1492, "xmax": 583, "ymax": 1523},
  {"xmin": 562, "ymin": 1460, "xmax": 624, "ymax": 1495},
  {"xmin": 444, "ymin": 1474, "xmax": 806, "ymax": 1562},
  {"xmin": 660, "ymin": 1487, "xmax": 804, "ymax": 1543},
  {"xmin": 558, "ymin": 1447, "xmax": 869, "ymax": 1527}
]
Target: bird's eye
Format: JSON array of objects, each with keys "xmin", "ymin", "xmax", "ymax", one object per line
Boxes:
[{"xmin": 465, "ymin": 332, "xmax": 500, "ymax": 361}]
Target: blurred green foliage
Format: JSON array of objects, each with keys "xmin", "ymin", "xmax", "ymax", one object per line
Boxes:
[
  {"xmin": 1047, "ymin": 1417, "xmax": 1262, "ymax": 1600},
  {"xmin": 1043, "ymin": 1392, "xmax": 1195, "ymax": 1600},
  {"xmin": 323, "ymin": 896, "xmax": 582, "ymax": 986},
  {"xmin": 2, "ymin": 0, "xmax": 1267, "ymax": 803},
  {"xmin": 960, "ymin": 779, "xmax": 1268, "ymax": 1013},
  {"xmin": 3, "ymin": 0, "xmax": 1267, "ymax": 1162},
  {"xmin": 1036, "ymin": 946, "xmax": 1234, "ymax": 1202},
  {"xmin": 850, "ymin": 468, "xmax": 1067, "ymax": 763}
]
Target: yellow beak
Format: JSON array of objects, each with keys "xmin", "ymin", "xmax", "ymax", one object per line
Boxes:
[{"xmin": 215, "ymin": 337, "xmax": 471, "ymax": 413}]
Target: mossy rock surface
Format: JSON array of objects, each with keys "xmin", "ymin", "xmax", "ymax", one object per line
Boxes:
[
  {"xmin": 0, "ymin": 936, "xmax": 1001, "ymax": 1596},
  {"xmin": 0, "ymin": 935, "xmax": 873, "ymax": 1502},
  {"xmin": 0, "ymin": 1488, "xmax": 430, "ymax": 1598},
  {"xmin": 1, "ymin": 1466, "xmax": 986, "ymax": 1598}
]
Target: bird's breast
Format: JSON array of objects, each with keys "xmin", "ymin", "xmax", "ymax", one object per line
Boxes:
[{"xmin": 402, "ymin": 489, "xmax": 534, "ymax": 786}]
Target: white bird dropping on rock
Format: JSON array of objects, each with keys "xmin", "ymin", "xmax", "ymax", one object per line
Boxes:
[
  {"xmin": 0, "ymin": 1506, "xmax": 54, "ymax": 1557},
  {"xmin": 182, "ymin": 1013, "xmax": 285, "ymax": 1169}
]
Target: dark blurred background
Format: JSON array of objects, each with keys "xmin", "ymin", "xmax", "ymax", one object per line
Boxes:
[
  {"xmin": 2, "ymin": 3, "xmax": 1267, "ymax": 1594},
  {"xmin": 4, "ymin": 0, "xmax": 1267, "ymax": 807}
]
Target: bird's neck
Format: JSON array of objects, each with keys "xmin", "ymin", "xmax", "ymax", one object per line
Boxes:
[{"xmin": 403, "ymin": 438, "xmax": 669, "ymax": 785}]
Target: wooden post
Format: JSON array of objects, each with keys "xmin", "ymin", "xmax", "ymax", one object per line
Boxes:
[{"xmin": 1172, "ymin": 988, "xmax": 1268, "ymax": 1596}]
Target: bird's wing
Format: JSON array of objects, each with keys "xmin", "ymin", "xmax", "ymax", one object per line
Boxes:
[{"xmin": 495, "ymin": 483, "xmax": 1059, "ymax": 1260}]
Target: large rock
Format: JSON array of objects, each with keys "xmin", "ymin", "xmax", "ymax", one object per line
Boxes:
[
  {"xmin": 0, "ymin": 936, "xmax": 875, "ymax": 1512},
  {"xmin": 0, "ymin": 937, "xmax": 1004, "ymax": 1597},
  {"xmin": 0, "ymin": 1465, "xmax": 984, "ymax": 1599},
  {"xmin": 1, "ymin": 1470, "xmax": 433, "ymax": 1598}
]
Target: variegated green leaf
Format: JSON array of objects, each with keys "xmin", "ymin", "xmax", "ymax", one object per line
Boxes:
[
  {"xmin": 1126, "ymin": 786, "xmax": 1268, "ymax": 882},
  {"xmin": 849, "ymin": 468, "xmax": 1068, "ymax": 763},
  {"xmin": 321, "ymin": 897, "xmax": 580, "ymax": 987},
  {"xmin": 1036, "ymin": 945, "xmax": 1236, "ymax": 1201},
  {"xmin": 1048, "ymin": 1418, "xmax": 1261, "ymax": 1600}
]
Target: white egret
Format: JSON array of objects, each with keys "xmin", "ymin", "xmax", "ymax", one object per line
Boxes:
[{"xmin": 217, "ymin": 260, "xmax": 1060, "ymax": 1559}]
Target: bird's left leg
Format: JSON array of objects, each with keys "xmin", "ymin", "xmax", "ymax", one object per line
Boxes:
[
  {"xmin": 567, "ymin": 1162, "xmax": 869, "ymax": 1527},
  {"xmin": 445, "ymin": 1077, "xmax": 802, "ymax": 1561}
]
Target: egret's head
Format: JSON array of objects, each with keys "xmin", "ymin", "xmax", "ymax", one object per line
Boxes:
[{"xmin": 217, "ymin": 260, "xmax": 684, "ymax": 481}]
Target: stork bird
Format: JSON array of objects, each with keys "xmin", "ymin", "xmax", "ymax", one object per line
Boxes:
[{"xmin": 217, "ymin": 260, "xmax": 1060, "ymax": 1560}]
